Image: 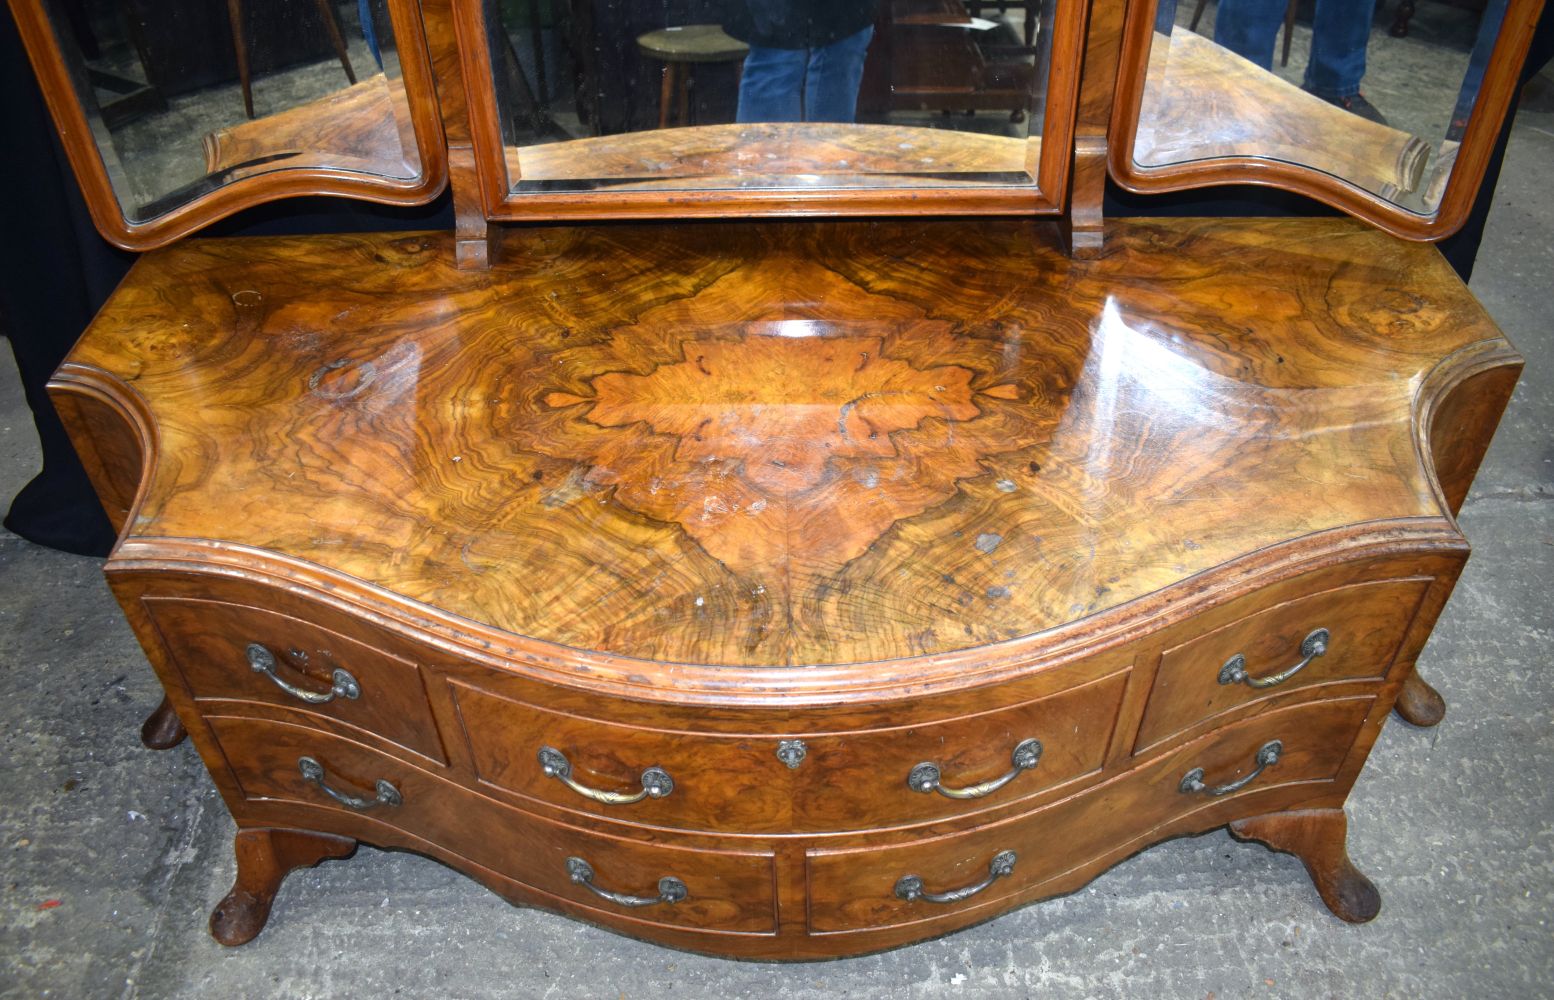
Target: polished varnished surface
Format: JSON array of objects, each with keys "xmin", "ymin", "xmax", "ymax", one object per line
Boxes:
[
  {"xmin": 505, "ymin": 123, "xmax": 1035, "ymax": 191},
  {"xmin": 64, "ymin": 219, "xmax": 1497, "ymax": 667}
]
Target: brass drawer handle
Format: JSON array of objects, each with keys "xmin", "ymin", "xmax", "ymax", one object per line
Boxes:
[
  {"xmin": 908, "ymin": 738, "xmax": 1042, "ymax": 799},
  {"xmin": 1218, "ymin": 628, "xmax": 1330, "ymax": 690},
  {"xmin": 538, "ymin": 746, "xmax": 674, "ymax": 805},
  {"xmin": 895, "ymin": 850, "xmax": 1017, "ymax": 905},
  {"xmin": 566, "ymin": 857, "xmax": 687, "ymax": 908},
  {"xmin": 248, "ymin": 643, "xmax": 360, "ymax": 704},
  {"xmin": 1179, "ymin": 740, "xmax": 1283, "ymax": 797},
  {"xmin": 297, "ymin": 756, "xmax": 402, "ymax": 811}
]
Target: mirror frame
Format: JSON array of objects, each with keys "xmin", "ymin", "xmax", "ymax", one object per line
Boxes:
[
  {"xmin": 1107, "ymin": 0, "xmax": 1545, "ymax": 240},
  {"xmin": 6, "ymin": 0, "xmax": 449, "ymax": 251},
  {"xmin": 451, "ymin": 0, "xmax": 1087, "ymax": 221}
]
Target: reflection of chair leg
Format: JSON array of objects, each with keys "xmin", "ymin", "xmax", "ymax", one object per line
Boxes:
[
  {"xmin": 1280, "ymin": 0, "xmax": 1297, "ymax": 66},
  {"xmin": 1190, "ymin": 0, "xmax": 1208, "ymax": 31},
  {"xmin": 658, "ymin": 64, "xmax": 675, "ymax": 129},
  {"xmin": 225, "ymin": 0, "xmax": 255, "ymax": 118},
  {"xmin": 313, "ymin": 0, "xmax": 358, "ymax": 86}
]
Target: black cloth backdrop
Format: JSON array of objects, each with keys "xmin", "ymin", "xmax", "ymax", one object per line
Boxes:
[{"xmin": 2, "ymin": 6, "xmax": 1549, "ymax": 558}]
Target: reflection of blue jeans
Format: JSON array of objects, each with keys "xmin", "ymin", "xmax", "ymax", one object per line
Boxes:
[
  {"xmin": 1451, "ymin": 0, "xmax": 1508, "ymax": 125},
  {"xmin": 1215, "ymin": 0, "xmax": 1372, "ymax": 98},
  {"xmin": 736, "ymin": 26, "xmax": 874, "ymax": 123}
]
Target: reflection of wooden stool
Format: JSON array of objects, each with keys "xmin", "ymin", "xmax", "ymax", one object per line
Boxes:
[{"xmin": 636, "ymin": 25, "xmax": 749, "ymax": 129}]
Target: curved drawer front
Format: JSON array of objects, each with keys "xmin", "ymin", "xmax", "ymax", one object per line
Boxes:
[
  {"xmin": 449, "ymin": 667, "xmax": 1127, "ymax": 834},
  {"xmin": 205, "ymin": 716, "xmax": 778, "ymax": 935},
  {"xmin": 1136, "ymin": 578, "xmax": 1430, "ymax": 752},
  {"xmin": 143, "ymin": 596, "xmax": 446, "ymax": 764},
  {"xmin": 793, "ymin": 669, "xmax": 1128, "ymax": 830},
  {"xmin": 805, "ymin": 695, "xmax": 1375, "ymax": 934}
]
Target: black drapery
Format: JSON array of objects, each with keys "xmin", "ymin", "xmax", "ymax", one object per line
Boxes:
[{"xmin": 2, "ymin": 5, "xmax": 1548, "ymax": 558}]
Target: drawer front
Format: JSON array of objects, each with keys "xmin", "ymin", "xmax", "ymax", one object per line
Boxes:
[
  {"xmin": 449, "ymin": 667, "xmax": 1126, "ymax": 834},
  {"xmin": 806, "ymin": 695, "xmax": 1374, "ymax": 933},
  {"xmin": 144, "ymin": 596, "xmax": 445, "ymax": 763},
  {"xmin": 206, "ymin": 716, "xmax": 778, "ymax": 934},
  {"xmin": 794, "ymin": 670, "xmax": 1128, "ymax": 830},
  {"xmin": 1136, "ymin": 578, "xmax": 1430, "ymax": 751}
]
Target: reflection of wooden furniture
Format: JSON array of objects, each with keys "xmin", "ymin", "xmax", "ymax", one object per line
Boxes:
[
  {"xmin": 1134, "ymin": 27, "xmax": 1431, "ymax": 200},
  {"xmin": 506, "ymin": 122, "xmax": 1032, "ymax": 188},
  {"xmin": 862, "ymin": 0, "xmax": 1037, "ymax": 120},
  {"xmin": 52, "ymin": 216, "xmax": 1519, "ymax": 957},
  {"xmin": 635, "ymin": 24, "xmax": 747, "ymax": 129},
  {"xmin": 226, "ymin": 0, "xmax": 357, "ymax": 118},
  {"xmin": 1190, "ymin": 0, "xmax": 1299, "ymax": 66},
  {"xmin": 201, "ymin": 75, "xmax": 417, "ymax": 178}
]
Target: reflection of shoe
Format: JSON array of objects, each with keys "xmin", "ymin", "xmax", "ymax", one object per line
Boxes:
[{"xmin": 1306, "ymin": 88, "xmax": 1389, "ymax": 126}]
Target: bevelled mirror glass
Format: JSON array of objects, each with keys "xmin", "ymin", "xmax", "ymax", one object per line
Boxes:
[
  {"xmin": 1113, "ymin": 0, "xmax": 1540, "ymax": 237},
  {"xmin": 11, "ymin": 0, "xmax": 444, "ymax": 247},
  {"xmin": 472, "ymin": 0, "xmax": 1076, "ymax": 201}
]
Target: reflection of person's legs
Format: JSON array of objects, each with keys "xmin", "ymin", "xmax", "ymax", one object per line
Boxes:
[
  {"xmin": 1450, "ymin": 0, "xmax": 1509, "ymax": 136},
  {"xmin": 803, "ymin": 26, "xmax": 874, "ymax": 123},
  {"xmin": 738, "ymin": 46, "xmax": 809, "ymax": 122},
  {"xmin": 1214, "ymin": 0, "xmax": 1287, "ymax": 69},
  {"xmin": 1302, "ymin": 0, "xmax": 1372, "ymax": 99}
]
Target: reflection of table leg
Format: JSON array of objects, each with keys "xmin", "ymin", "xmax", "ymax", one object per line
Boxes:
[
  {"xmin": 228, "ymin": 0, "xmax": 357, "ymax": 119},
  {"xmin": 658, "ymin": 64, "xmax": 675, "ymax": 129},
  {"xmin": 225, "ymin": 0, "xmax": 255, "ymax": 118},
  {"xmin": 314, "ymin": 0, "xmax": 358, "ymax": 86}
]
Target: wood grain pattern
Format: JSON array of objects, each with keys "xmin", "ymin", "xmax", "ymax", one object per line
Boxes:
[
  {"xmin": 201, "ymin": 75, "xmax": 420, "ymax": 180},
  {"xmin": 1133, "ymin": 29, "xmax": 1432, "ymax": 200},
  {"xmin": 56, "ymin": 219, "xmax": 1508, "ymax": 669},
  {"xmin": 504, "ymin": 123, "xmax": 1035, "ymax": 190}
]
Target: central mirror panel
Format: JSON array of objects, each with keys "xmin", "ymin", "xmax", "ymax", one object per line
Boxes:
[{"xmin": 476, "ymin": 0, "xmax": 1068, "ymax": 198}]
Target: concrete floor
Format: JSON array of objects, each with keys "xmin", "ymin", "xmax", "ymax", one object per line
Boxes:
[{"xmin": 4, "ymin": 105, "xmax": 1554, "ymax": 1000}]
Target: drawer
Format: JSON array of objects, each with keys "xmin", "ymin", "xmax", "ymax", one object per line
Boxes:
[
  {"xmin": 806, "ymin": 695, "xmax": 1374, "ymax": 933},
  {"xmin": 143, "ymin": 596, "xmax": 445, "ymax": 763},
  {"xmin": 1135, "ymin": 578, "xmax": 1430, "ymax": 751},
  {"xmin": 448, "ymin": 666, "xmax": 1127, "ymax": 834},
  {"xmin": 792, "ymin": 669, "xmax": 1128, "ymax": 830},
  {"xmin": 206, "ymin": 715, "xmax": 778, "ymax": 935}
]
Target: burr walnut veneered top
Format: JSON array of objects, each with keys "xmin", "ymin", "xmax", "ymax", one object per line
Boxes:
[{"xmin": 71, "ymin": 219, "xmax": 1497, "ymax": 666}]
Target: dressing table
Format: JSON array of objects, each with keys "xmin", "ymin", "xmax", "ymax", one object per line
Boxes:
[{"xmin": 8, "ymin": 0, "xmax": 1540, "ymax": 959}]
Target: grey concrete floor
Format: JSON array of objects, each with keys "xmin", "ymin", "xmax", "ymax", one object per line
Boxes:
[{"xmin": 4, "ymin": 114, "xmax": 1554, "ymax": 1000}]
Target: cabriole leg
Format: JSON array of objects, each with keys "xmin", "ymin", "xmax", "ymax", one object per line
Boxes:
[
  {"xmin": 210, "ymin": 828, "xmax": 357, "ymax": 946},
  {"xmin": 1394, "ymin": 670, "xmax": 1447, "ymax": 727},
  {"xmin": 1229, "ymin": 808, "xmax": 1381, "ymax": 923},
  {"xmin": 139, "ymin": 695, "xmax": 187, "ymax": 749}
]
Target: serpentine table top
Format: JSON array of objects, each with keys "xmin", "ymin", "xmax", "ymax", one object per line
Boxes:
[{"xmin": 65, "ymin": 218, "xmax": 1498, "ymax": 688}]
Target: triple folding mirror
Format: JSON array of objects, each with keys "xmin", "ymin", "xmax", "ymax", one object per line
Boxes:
[
  {"xmin": 7, "ymin": 0, "xmax": 1544, "ymax": 244},
  {"xmin": 9, "ymin": 0, "xmax": 445, "ymax": 248}
]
